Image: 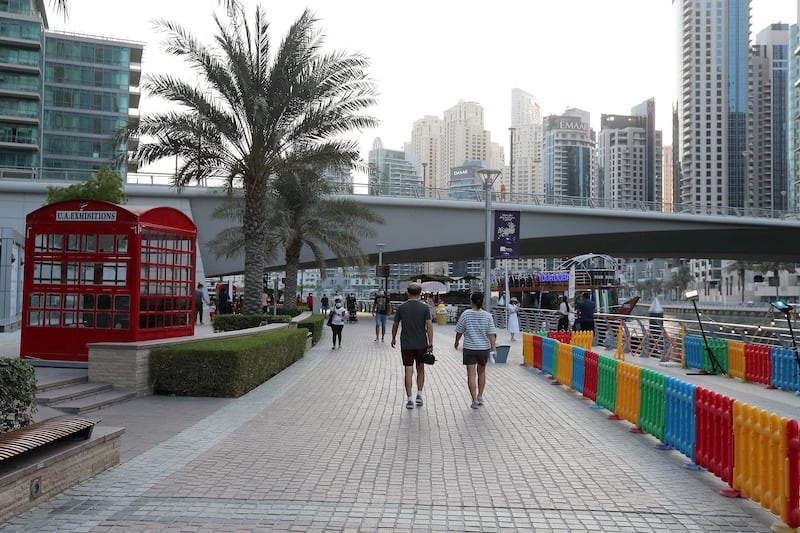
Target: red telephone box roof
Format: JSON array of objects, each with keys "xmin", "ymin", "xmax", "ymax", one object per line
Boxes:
[{"xmin": 27, "ymin": 199, "xmax": 196, "ymax": 232}]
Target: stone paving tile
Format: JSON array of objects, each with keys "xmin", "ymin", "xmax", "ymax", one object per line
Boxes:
[{"xmin": 0, "ymin": 321, "xmax": 782, "ymax": 532}]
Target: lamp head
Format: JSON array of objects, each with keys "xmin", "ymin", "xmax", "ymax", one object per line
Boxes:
[
  {"xmin": 684, "ymin": 289, "xmax": 699, "ymax": 302},
  {"xmin": 477, "ymin": 168, "xmax": 502, "ymax": 185},
  {"xmin": 771, "ymin": 299, "xmax": 793, "ymax": 312}
]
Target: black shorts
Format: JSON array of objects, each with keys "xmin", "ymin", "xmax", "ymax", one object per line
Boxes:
[
  {"xmin": 463, "ymin": 349, "xmax": 489, "ymax": 366},
  {"xmin": 401, "ymin": 348, "xmax": 427, "ymax": 367}
]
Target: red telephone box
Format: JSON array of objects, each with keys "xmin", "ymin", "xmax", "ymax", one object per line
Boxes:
[{"xmin": 21, "ymin": 200, "xmax": 198, "ymax": 363}]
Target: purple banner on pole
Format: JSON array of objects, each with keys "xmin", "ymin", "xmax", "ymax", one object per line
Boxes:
[{"xmin": 493, "ymin": 210, "xmax": 520, "ymax": 259}]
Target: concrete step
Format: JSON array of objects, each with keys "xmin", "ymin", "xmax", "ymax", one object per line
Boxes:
[
  {"xmin": 54, "ymin": 390, "xmax": 137, "ymax": 414},
  {"xmin": 37, "ymin": 382, "xmax": 112, "ymax": 405},
  {"xmin": 35, "ymin": 368, "xmax": 88, "ymax": 393}
]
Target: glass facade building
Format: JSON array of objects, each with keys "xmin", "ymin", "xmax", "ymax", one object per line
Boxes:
[{"xmin": 0, "ymin": 1, "xmax": 142, "ymax": 181}]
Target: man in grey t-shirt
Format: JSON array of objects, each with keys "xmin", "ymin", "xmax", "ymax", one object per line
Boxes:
[{"xmin": 391, "ymin": 283, "xmax": 434, "ymax": 409}]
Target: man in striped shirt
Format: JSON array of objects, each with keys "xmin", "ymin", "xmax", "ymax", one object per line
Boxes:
[{"xmin": 454, "ymin": 292, "xmax": 497, "ymax": 409}]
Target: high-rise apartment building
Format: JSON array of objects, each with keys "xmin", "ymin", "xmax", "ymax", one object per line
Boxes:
[
  {"xmin": 597, "ymin": 99, "xmax": 663, "ymax": 206},
  {"xmin": 543, "ymin": 108, "xmax": 595, "ymax": 198},
  {"xmin": 753, "ymin": 24, "xmax": 793, "ymax": 212},
  {"xmin": 0, "ymin": 2, "xmax": 142, "ymax": 181},
  {"xmin": 509, "ymin": 88, "xmax": 543, "ymax": 197},
  {"xmin": 663, "ymin": 144, "xmax": 674, "ymax": 207},
  {"xmin": 368, "ymin": 138, "xmax": 421, "ymax": 196},
  {"xmin": 405, "ymin": 115, "xmax": 444, "ymax": 190},
  {"xmin": 443, "ymin": 101, "xmax": 490, "ymax": 181},
  {"xmin": 674, "ymin": 0, "xmax": 750, "ymax": 209}
]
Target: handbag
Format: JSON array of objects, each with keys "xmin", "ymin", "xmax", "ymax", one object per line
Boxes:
[
  {"xmin": 327, "ymin": 312, "xmax": 333, "ymax": 326},
  {"xmin": 422, "ymin": 350, "xmax": 436, "ymax": 365}
]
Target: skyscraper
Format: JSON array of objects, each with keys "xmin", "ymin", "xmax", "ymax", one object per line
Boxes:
[
  {"xmin": 598, "ymin": 99, "xmax": 663, "ymax": 206},
  {"xmin": 754, "ymin": 23, "xmax": 793, "ymax": 212},
  {"xmin": 509, "ymin": 88, "xmax": 543, "ymax": 197},
  {"xmin": 405, "ymin": 115, "xmax": 444, "ymax": 190},
  {"xmin": 0, "ymin": 2, "xmax": 142, "ymax": 181},
  {"xmin": 368, "ymin": 138, "xmax": 421, "ymax": 197},
  {"xmin": 674, "ymin": 0, "xmax": 750, "ymax": 209},
  {"xmin": 543, "ymin": 108, "xmax": 595, "ymax": 199}
]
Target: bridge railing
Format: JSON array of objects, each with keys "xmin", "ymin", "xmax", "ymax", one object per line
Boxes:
[{"xmin": 1, "ymin": 165, "xmax": 795, "ymax": 219}]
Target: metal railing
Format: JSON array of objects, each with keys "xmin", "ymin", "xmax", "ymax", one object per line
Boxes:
[
  {"xmin": 490, "ymin": 306, "xmax": 795, "ymax": 363},
  {"xmin": 1, "ymin": 165, "xmax": 797, "ymax": 220}
]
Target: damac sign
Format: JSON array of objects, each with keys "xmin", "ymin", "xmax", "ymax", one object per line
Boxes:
[
  {"xmin": 55, "ymin": 211, "xmax": 117, "ymax": 222},
  {"xmin": 558, "ymin": 120, "xmax": 586, "ymax": 130}
]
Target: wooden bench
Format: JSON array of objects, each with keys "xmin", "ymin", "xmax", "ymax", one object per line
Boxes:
[{"xmin": 0, "ymin": 416, "xmax": 97, "ymax": 462}]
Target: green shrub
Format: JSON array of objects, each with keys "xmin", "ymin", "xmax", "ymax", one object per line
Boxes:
[
  {"xmin": 212, "ymin": 313, "xmax": 293, "ymax": 332},
  {"xmin": 297, "ymin": 313, "xmax": 325, "ymax": 344},
  {"xmin": 150, "ymin": 328, "xmax": 307, "ymax": 397},
  {"xmin": 0, "ymin": 359, "xmax": 38, "ymax": 433}
]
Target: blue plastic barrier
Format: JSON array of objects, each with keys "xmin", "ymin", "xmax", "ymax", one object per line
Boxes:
[
  {"xmin": 771, "ymin": 346, "xmax": 800, "ymax": 392},
  {"xmin": 542, "ymin": 336, "xmax": 556, "ymax": 377},
  {"xmin": 664, "ymin": 377, "xmax": 696, "ymax": 461},
  {"xmin": 572, "ymin": 346, "xmax": 586, "ymax": 393},
  {"xmin": 683, "ymin": 336, "xmax": 703, "ymax": 370}
]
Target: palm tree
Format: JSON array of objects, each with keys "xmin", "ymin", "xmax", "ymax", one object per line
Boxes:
[
  {"xmin": 47, "ymin": 0, "xmax": 240, "ymax": 16},
  {"xmin": 126, "ymin": 6, "xmax": 378, "ymax": 314},
  {"xmin": 724, "ymin": 260, "xmax": 759, "ymax": 302},
  {"xmin": 668, "ymin": 263, "xmax": 693, "ymax": 300},
  {"xmin": 209, "ymin": 167, "xmax": 385, "ymax": 308},
  {"xmin": 756, "ymin": 261, "xmax": 798, "ymax": 300}
]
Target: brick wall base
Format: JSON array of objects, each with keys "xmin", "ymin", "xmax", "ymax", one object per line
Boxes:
[{"xmin": 0, "ymin": 426, "xmax": 124, "ymax": 523}]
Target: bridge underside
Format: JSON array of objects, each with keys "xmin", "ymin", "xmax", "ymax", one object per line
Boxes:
[{"xmin": 189, "ymin": 195, "xmax": 800, "ymax": 277}]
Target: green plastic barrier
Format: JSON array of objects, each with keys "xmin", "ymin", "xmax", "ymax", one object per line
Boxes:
[
  {"xmin": 596, "ymin": 356, "xmax": 618, "ymax": 412},
  {"xmin": 638, "ymin": 368, "xmax": 666, "ymax": 441},
  {"xmin": 702, "ymin": 338, "xmax": 729, "ymax": 374}
]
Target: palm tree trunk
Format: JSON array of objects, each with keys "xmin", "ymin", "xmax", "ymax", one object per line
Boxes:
[
  {"xmin": 242, "ymin": 178, "xmax": 269, "ymax": 315},
  {"xmin": 283, "ymin": 239, "xmax": 302, "ymax": 309}
]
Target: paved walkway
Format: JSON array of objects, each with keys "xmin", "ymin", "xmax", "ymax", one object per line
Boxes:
[{"xmin": 0, "ymin": 319, "xmax": 783, "ymax": 531}]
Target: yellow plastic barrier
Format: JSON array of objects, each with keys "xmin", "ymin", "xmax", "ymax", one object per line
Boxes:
[
  {"xmin": 522, "ymin": 333, "xmax": 533, "ymax": 367},
  {"xmin": 556, "ymin": 341, "xmax": 573, "ymax": 388},
  {"xmin": 732, "ymin": 402, "xmax": 787, "ymax": 519},
  {"xmin": 614, "ymin": 323, "xmax": 625, "ymax": 360},
  {"xmin": 615, "ymin": 361, "xmax": 642, "ymax": 426},
  {"xmin": 571, "ymin": 330, "xmax": 593, "ymax": 350},
  {"xmin": 727, "ymin": 340, "xmax": 746, "ymax": 380}
]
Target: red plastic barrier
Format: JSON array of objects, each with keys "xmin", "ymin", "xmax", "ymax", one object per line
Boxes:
[
  {"xmin": 532, "ymin": 334, "xmax": 543, "ymax": 370},
  {"xmin": 694, "ymin": 387, "xmax": 735, "ymax": 486},
  {"xmin": 744, "ymin": 343, "xmax": 771, "ymax": 386},
  {"xmin": 786, "ymin": 419, "xmax": 800, "ymax": 528},
  {"xmin": 583, "ymin": 351, "xmax": 599, "ymax": 402},
  {"xmin": 547, "ymin": 331, "xmax": 571, "ymax": 344}
]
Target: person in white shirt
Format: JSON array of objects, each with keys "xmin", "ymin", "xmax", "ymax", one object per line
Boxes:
[
  {"xmin": 507, "ymin": 297, "xmax": 520, "ymax": 341},
  {"xmin": 557, "ymin": 295, "xmax": 570, "ymax": 332},
  {"xmin": 453, "ymin": 292, "xmax": 497, "ymax": 409}
]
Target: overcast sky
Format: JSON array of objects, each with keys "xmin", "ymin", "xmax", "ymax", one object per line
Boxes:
[{"xmin": 49, "ymin": 1, "xmax": 796, "ymax": 174}]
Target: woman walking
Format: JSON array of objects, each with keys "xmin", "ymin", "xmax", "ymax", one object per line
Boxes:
[
  {"xmin": 328, "ymin": 300, "xmax": 347, "ymax": 349},
  {"xmin": 454, "ymin": 292, "xmax": 497, "ymax": 409}
]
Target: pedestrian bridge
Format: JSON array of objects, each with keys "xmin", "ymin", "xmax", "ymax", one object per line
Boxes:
[
  {"xmin": 186, "ymin": 186, "xmax": 800, "ymax": 276},
  {"xmin": 1, "ymin": 180, "xmax": 798, "ymax": 277}
]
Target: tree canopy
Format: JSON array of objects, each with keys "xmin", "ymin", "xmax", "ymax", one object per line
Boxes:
[{"xmin": 45, "ymin": 167, "xmax": 127, "ymax": 205}]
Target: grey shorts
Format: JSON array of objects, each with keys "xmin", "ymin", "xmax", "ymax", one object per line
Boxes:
[{"xmin": 463, "ymin": 348, "xmax": 489, "ymax": 366}]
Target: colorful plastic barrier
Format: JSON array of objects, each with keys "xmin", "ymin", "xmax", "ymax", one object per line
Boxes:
[
  {"xmin": 727, "ymin": 340, "xmax": 746, "ymax": 380},
  {"xmin": 638, "ymin": 369, "xmax": 666, "ymax": 441},
  {"xmin": 745, "ymin": 343, "xmax": 772, "ymax": 386},
  {"xmin": 732, "ymin": 402, "xmax": 792, "ymax": 522},
  {"xmin": 704, "ymin": 338, "xmax": 729, "ymax": 374},
  {"xmin": 522, "ymin": 333, "xmax": 534, "ymax": 367},
  {"xmin": 615, "ymin": 361, "xmax": 642, "ymax": 427},
  {"xmin": 684, "ymin": 335, "xmax": 703, "ymax": 369},
  {"xmin": 556, "ymin": 342, "xmax": 573, "ymax": 387},
  {"xmin": 596, "ymin": 356, "xmax": 618, "ymax": 413},
  {"xmin": 548, "ymin": 330, "xmax": 571, "ymax": 344},
  {"xmin": 771, "ymin": 346, "xmax": 800, "ymax": 392},
  {"xmin": 784, "ymin": 419, "xmax": 800, "ymax": 528},
  {"xmin": 583, "ymin": 351, "xmax": 599, "ymax": 402},
  {"xmin": 532, "ymin": 334, "xmax": 543, "ymax": 370},
  {"xmin": 694, "ymin": 387, "xmax": 735, "ymax": 486},
  {"xmin": 571, "ymin": 330, "xmax": 593, "ymax": 350},
  {"xmin": 541, "ymin": 336, "xmax": 556, "ymax": 377},
  {"xmin": 571, "ymin": 346, "xmax": 586, "ymax": 393},
  {"xmin": 664, "ymin": 377, "xmax": 696, "ymax": 461}
]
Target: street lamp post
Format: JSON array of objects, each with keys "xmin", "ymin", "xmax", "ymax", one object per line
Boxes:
[
  {"xmin": 376, "ymin": 242, "xmax": 385, "ymax": 292},
  {"xmin": 477, "ymin": 168, "xmax": 502, "ymax": 309}
]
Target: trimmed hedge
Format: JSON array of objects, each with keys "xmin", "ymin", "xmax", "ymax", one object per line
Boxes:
[
  {"xmin": 296, "ymin": 313, "xmax": 325, "ymax": 345},
  {"xmin": 150, "ymin": 328, "xmax": 307, "ymax": 397},
  {"xmin": 0, "ymin": 359, "xmax": 37, "ymax": 433}
]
